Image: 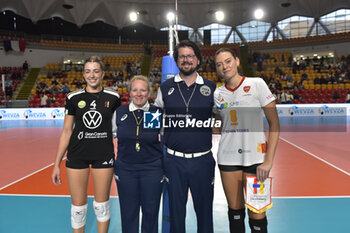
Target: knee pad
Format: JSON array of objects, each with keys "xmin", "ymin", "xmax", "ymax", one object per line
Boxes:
[
  {"xmin": 71, "ymin": 204, "xmax": 88, "ymax": 229},
  {"xmin": 228, "ymin": 207, "xmax": 246, "ymax": 233},
  {"xmin": 249, "ymin": 217, "xmax": 268, "ymax": 233},
  {"xmin": 93, "ymin": 200, "xmax": 110, "ymax": 222}
]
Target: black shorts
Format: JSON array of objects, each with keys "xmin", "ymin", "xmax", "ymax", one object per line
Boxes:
[
  {"xmin": 218, "ymin": 163, "xmax": 262, "ymax": 174},
  {"xmin": 66, "ymin": 156, "xmax": 115, "ymax": 169}
]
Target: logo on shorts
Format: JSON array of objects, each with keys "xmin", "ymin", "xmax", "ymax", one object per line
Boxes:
[
  {"xmin": 83, "ymin": 110, "xmax": 102, "ymax": 129},
  {"xmin": 102, "ymin": 159, "xmax": 114, "ymax": 166},
  {"xmin": 144, "ymin": 109, "xmax": 161, "ymax": 129},
  {"xmin": 108, "ymin": 158, "xmax": 114, "ymax": 166},
  {"xmin": 200, "ymin": 85, "xmax": 211, "ymax": 96}
]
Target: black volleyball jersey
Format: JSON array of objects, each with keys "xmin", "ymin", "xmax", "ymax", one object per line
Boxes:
[{"xmin": 65, "ymin": 88, "xmax": 121, "ymax": 160}]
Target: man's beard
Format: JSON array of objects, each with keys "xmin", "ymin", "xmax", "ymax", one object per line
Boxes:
[{"xmin": 179, "ymin": 62, "xmax": 197, "ymax": 76}]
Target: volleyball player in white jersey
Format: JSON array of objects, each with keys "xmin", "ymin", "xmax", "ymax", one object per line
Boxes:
[{"xmin": 213, "ymin": 48, "xmax": 280, "ymax": 233}]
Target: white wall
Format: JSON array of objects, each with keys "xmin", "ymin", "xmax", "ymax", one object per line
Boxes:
[{"xmin": 0, "ymin": 47, "xmax": 132, "ymax": 68}]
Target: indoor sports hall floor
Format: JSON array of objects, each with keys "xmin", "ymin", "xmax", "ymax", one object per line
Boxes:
[{"xmin": 1, "ymin": 116, "xmax": 349, "ymax": 233}]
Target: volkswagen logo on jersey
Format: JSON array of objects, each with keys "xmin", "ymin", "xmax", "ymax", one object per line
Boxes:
[
  {"xmin": 168, "ymin": 87, "xmax": 175, "ymax": 95},
  {"xmin": 83, "ymin": 110, "xmax": 102, "ymax": 129},
  {"xmin": 200, "ymin": 85, "xmax": 211, "ymax": 96}
]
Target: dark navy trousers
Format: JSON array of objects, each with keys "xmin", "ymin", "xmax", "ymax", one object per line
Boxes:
[
  {"xmin": 114, "ymin": 158, "xmax": 164, "ymax": 233},
  {"xmin": 164, "ymin": 151, "xmax": 215, "ymax": 233}
]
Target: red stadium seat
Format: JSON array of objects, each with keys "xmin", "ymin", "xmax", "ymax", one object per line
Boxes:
[
  {"xmin": 336, "ymin": 99, "xmax": 343, "ymax": 103},
  {"xmin": 321, "ymin": 98, "xmax": 327, "ymax": 103}
]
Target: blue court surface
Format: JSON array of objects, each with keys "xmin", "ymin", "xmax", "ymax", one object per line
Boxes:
[{"xmin": 0, "ymin": 195, "xmax": 349, "ymax": 233}]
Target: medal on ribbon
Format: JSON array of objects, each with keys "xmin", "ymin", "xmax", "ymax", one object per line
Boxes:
[{"xmin": 245, "ymin": 176, "xmax": 273, "ymax": 213}]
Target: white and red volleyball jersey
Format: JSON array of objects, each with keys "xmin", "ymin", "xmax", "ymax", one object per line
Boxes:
[{"xmin": 213, "ymin": 77, "xmax": 275, "ymax": 166}]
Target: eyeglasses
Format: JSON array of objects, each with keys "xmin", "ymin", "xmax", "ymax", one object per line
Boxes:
[{"xmin": 178, "ymin": 54, "xmax": 196, "ymax": 60}]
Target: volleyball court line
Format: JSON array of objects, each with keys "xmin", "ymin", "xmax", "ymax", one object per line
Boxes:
[
  {"xmin": 0, "ymin": 163, "xmax": 54, "ymax": 191},
  {"xmin": 279, "ymin": 136, "xmax": 350, "ymax": 176},
  {"xmin": 0, "ymin": 194, "xmax": 70, "ymax": 197}
]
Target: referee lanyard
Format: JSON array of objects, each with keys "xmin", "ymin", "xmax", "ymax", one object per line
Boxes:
[{"xmin": 132, "ymin": 110, "xmax": 143, "ymax": 152}]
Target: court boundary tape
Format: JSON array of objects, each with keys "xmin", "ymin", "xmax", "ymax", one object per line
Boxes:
[
  {"xmin": 279, "ymin": 137, "xmax": 350, "ymax": 176},
  {"xmin": 0, "ymin": 163, "xmax": 54, "ymax": 190}
]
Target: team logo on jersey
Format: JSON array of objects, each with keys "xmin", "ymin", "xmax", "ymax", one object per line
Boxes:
[
  {"xmin": 121, "ymin": 114, "xmax": 128, "ymax": 121},
  {"xmin": 200, "ymin": 85, "xmax": 211, "ymax": 96},
  {"xmin": 104, "ymin": 101, "xmax": 110, "ymax": 108},
  {"xmin": 78, "ymin": 131, "xmax": 84, "ymax": 140},
  {"xmin": 78, "ymin": 100, "xmax": 86, "ymax": 109},
  {"xmin": 216, "ymin": 93, "xmax": 222, "ymax": 100},
  {"xmin": 220, "ymin": 102, "xmax": 228, "ymax": 109},
  {"xmin": 238, "ymin": 148, "xmax": 251, "ymax": 154},
  {"xmin": 257, "ymin": 142, "xmax": 267, "ymax": 153},
  {"xmin": 243, "ymin": 86, "xmax": 251, "ymax": 93},
  {"xmin": 83, "ymin": 110, "xmax": 102, "ymax": 129},
  {"xmin": 168, "ymin": 87, "xmax": 175, "ymax": 95}
]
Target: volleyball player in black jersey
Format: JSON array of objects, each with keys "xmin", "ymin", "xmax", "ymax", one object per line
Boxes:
[{"xmin": 51, "ymin": 56, "xmax": 121, "ymax": 233}]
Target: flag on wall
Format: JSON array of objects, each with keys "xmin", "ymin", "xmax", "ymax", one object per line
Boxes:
[
  {"xmin": 11, "ymin": 40, "xmax": 20, "ymax": 51},
  {"xmin": 19, "ymin": 40, "xmax": 26, "ymax": 52},
  {"xmin": 3, "ymin": 40, "xmax": 12, "ymax": 52},
  {"xmin": 3, "ymin": 40, "xmax": 26, "ymax": 52}
]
